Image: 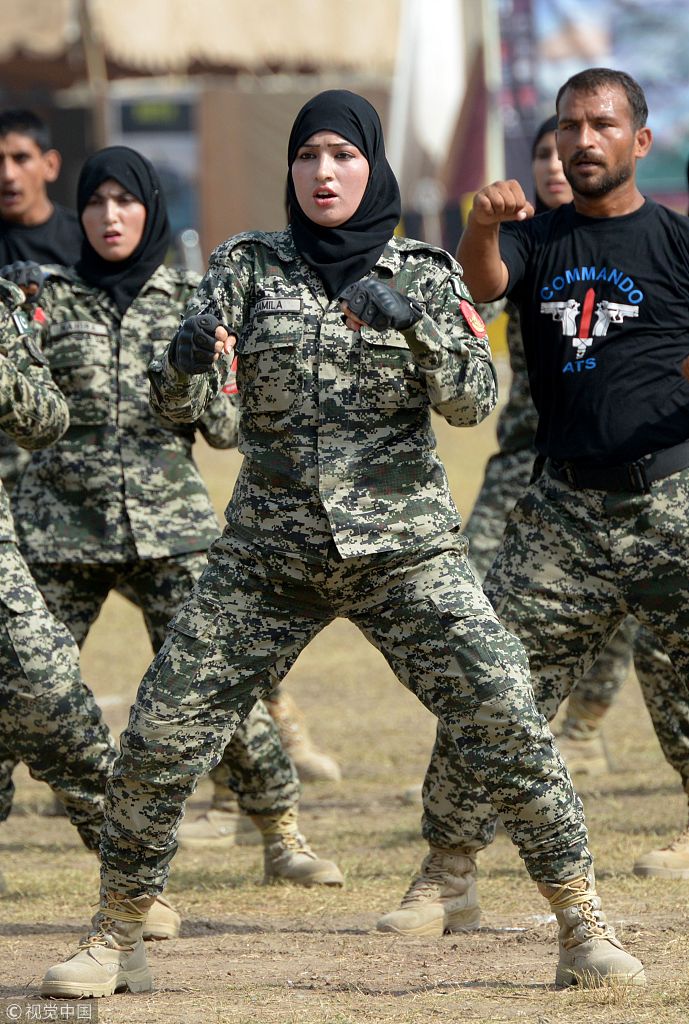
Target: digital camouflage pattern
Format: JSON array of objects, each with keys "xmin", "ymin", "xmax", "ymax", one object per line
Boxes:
[
  {"xmin": 12, "ymin": 263, "xmax": 238, "ymax": 564},
  {"xmin": 463, "ymin": 300, "xmax": 537, "ymax": 579},
  {"xmin": 423, "ymin": 467, "xmax": 689, "ymax": 852},
  {"xmin": 0, "ymin": 276, "xmax": 115, "ymax": 849},
  {"xmin": 30, "ymin": 551, "xmax": 210, "ymax": 650},
  {"xmin": 3, "ymin": 263, "xmax": 299, "ymax": 831},
  {"xmin": 151, "ymin": 231, "xmax": 498, "ymax": 559},
  {"xmin": 101, "ymin": 528, "xmax": 590, "ymax": 894},
  {"xmin": 485, "ymin": 467, "xmax": 689, "ymax": 745},
  {"xmin": 97, "ymin": 229, "xmax": 595, "ymax": 896}
]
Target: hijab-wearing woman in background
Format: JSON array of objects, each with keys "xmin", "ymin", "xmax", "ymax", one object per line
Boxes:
[
  {"xmin": 462, "ymin": 115, "xmax": 572, "ymax": 577},
  {"xmin": 42, "ymin": 94, "xmax": 640, "ymax": 999},
  {"xmin": 5, "ymin": 146, "xmax": 341, "ymax": 918}
]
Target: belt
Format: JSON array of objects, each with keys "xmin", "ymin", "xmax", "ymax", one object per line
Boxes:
[{"xmin": 546, "ymin": 438, "xmax": 689, "ymax": 493}]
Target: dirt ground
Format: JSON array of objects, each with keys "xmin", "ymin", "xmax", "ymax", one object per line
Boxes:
[{"xmin": 3, "ymin": 365, "xmax": 689, "ymax": 1023}]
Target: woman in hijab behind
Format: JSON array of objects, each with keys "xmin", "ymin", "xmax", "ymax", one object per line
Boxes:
[
  {"xmin": 42, "ymin": 94, "xmax": 641, "ymax": 999},
  {"xmin": 8, "ymin": 145, "xmax": 341, "ymax": 905},
  {"xmin": 462, "ymin": 115, "xmax": 572, "ymax": 580}
]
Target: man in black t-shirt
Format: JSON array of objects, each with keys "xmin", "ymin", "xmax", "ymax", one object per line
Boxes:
[
  {"xmin": 454, "ymin": 69, "xmax": 689, "ymax": 884},
  {"xmin": 0, "ymin": 110, "xmax": 82, "ymax": 492},
  {"xmin": 0, "ymin": 109, "xmax": 81, "ymax": 268}
]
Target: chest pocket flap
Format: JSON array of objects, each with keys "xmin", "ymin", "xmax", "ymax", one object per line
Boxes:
[
  {"xmin": 235, "ymin": 313, "xmax": 304, "ymax": 413},
  {"xmin": 48, "ymin": 322, "xmax": 112, "ymax": 425},
  {"xmin": 359, "ymin": 326, "xmax": 424, "ymax": 410}
]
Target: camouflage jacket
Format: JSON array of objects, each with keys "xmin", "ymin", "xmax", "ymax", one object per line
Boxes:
[
  {"xmin": 13, "ymin": 264, "xmax": 238, "ymax": 564},
  {"xmin": 0, "ymin": 277, "xmax": 70, "ymax": 548},
  {"xmin": 150, "ymin": 230, "xmax": 497, "ymax": 559}
]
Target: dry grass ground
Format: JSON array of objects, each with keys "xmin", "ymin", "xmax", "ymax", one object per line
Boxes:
[{"xmin": 2, "ymin": 359, "xmax": 688, "ymax": 1022}]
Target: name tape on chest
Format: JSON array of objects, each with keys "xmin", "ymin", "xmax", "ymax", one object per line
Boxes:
[
  {"xmin": 49, "ymin": 321, "xmax": 109, "ymax": 338},
  {"xmin": 252, "ymin": 298, "xmax": 302, "ymax": 317}
]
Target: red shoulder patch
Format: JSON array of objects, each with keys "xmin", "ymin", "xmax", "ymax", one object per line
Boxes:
[
  {"xmin": 459, "ymin": 300, "xmax": 487, "ymax": 338},
  {"xmin": 33, "ymin": 306, "xmax": 47, "ymax": 324}
]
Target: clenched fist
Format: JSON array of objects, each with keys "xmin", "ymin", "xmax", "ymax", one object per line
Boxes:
[
  {"xmin": 339, "ymin": 279, "xmax": 423, "ymax": 333},
  {"xmin": 168, "ymin": 314, "xmax": 233, "ymax": 375},
  {"xmin": 469, "ymin": 180, "xmax": 534, "ymax": 226}
]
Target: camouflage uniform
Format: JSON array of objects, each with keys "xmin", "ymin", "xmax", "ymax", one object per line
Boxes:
[
  {"xmin": 94, "ymin": 228, "xmax": 591, "ymax": 896},
  {"xmin": 421, "ymin": 463, "xmax": 689, "ymax": 849},
  {"xmin": 8, "ymin": 264, "xmax": 300, "ymax": 819},
  {"xmin": 0, "ymin": 277, "xmax": 116, "ymax": 850},
  {"xmin": 461, "ymin": 301, "xmax": 688, "ymax": 789},
  {"xmin": 462, "ymin": 301, "xmax": 541, "ymax": 579}
]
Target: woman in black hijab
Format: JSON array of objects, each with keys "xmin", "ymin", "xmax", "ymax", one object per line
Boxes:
[
  {"xmin": 41, "ymin": 92, "xmax": 631, "ymax": 1000},
  {"xmin": 463, "ymin": 113, "xmax": 575, "ymax": 577},
  {"xmin": 74, "ymin": 146, "xmax": 170, "ymax": 314},
  {"xmin": 286, "ymin": 89, "xmax": 400, "ymax": 298},
  {"xmin": 12, "ymin": 146, "xmax": 339, "ymax": 913}
]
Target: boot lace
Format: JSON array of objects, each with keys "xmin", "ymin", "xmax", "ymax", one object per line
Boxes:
[
  {"xmin": 259, "ymin": 808, "xmax": 313, "ymax": 857},
  {"xmin": 401, "ymin": 851, "xmax": 473, "ymax": 906},
  {"xmin": 660, "ymin": 826, "xmax": 689, "ymax": 852},
  {"xmin": 547, "ymin": 875, "xmax": 609, "ymax": 946},
  {"xmin": 78, "ymin": 896, "xmax": 149, "ymax": 951}
]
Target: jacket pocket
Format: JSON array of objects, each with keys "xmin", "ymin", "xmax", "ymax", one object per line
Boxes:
[
  {"xmin": 359, "ymin": 327, "xmax": 425, "ymax": 411},
  {"xmin": 47, "ymin": 323, "xmax": 112, "ymax": 425},
  {"xmin": 235, "ymin": 316, "xmax": 304, "ymax": 412}
]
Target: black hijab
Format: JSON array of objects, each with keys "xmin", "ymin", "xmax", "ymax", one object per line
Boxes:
[
  {"xmin": 532, "ymin": 115, "xmax": 559, "ymax": 215},
  {"xmin": 75, "ymin": 146, "xmax": 170, "ymax": 314},
  {"xmin": 286, "ymin": 90, "xmax": 401, "ymax": 299}
]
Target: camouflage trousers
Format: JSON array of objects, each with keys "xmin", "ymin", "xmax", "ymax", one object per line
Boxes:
[
  {"xmin": 423, "ymin": 467, "xmax": 689, "ymax": 849},
  {"xmin": 462, "ymin": 447, "xmax": 536, "ymax": 581},
  {"xmin": 0, "ymin": 543, "xmax": 115, "ymax": 850},
  {"xmin": 0, "ymin": 553, "xmax": 300, "ymax": 824},
  {"xmin": 462, "ymin": 445, "xmax": 683, "ymax": 775},
  {"xmin": 99, "ymin": 526, "xmax": 590, "ymax": 895}
]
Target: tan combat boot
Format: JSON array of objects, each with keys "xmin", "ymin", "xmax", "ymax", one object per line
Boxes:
[
  {"xmin": 266, "ymin": 691, "xmax": 342, "ymax": 782},
  {"xmin": 539, "ymin": 873, "xmax": 645, "ymax": 988},
  {"xmin": 554, "ymin": 693, "xmax": 612, "ymax": 777},
  {"xmin": 633, "ymin": 822, "xmax": 689, "ymax": 879},
  {"xmin": 85, "ymin": 849, "xmax": 180, "ymax": 940},
  {"xmin": 376, "ymin": 846, "xmax": 480, "ymax": 937},
  {"xmin": 142, "ymin": 894, "xmax": 181, "ymax": 940},
  {"xmin": 176, "ymin": 786, "xmax": 255, "ymax": 850},
  {"xmin": 41, "ymin": 893, "xmax": 155, "ymax": 998},
  {"xmin": 251, "ymin": 807, "xmax": 344, "ymax": 886}
]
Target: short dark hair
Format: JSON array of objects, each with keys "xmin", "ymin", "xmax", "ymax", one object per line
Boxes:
[
  {"xmin": 0, "ymin": 109, "xmax": 52, "ymax": 151},
  {"xmin": 556, "ymin": 68, "xmax": 648, "ymax": 130}
]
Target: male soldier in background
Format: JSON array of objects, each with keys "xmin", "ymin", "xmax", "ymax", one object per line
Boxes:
[{"xmin": 0, "ymin": 109, "xmax": 82, "ymax": 491}]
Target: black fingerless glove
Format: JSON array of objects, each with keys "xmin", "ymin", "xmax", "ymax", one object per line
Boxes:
[
  {"xmin": 0, "ymin": 260, "xmax": 44, "ymax": 305},
  {"xmin": 168, "ymin": 314, "xmax": 221, "ymax": 375},
  {"xmin": 340, "ymin": 279, "xmax": 423, "ymax": 333}
]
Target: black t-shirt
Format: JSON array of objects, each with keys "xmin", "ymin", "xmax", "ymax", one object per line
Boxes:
[
  {"xmin": 501, "ymin": 199, "xmax": 689, "ymax": 465},
  {"xmin": 0, "ymin": 203, "xmax": 82, "ymax": 267}
]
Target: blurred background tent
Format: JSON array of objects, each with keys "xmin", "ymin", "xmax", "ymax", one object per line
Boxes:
[
  {"xmin": 0, "ymin": 0, "xmax": 502, "ymax": 259},
  {"xmin": 0, "ymin": 0, "xmax": 686, "ymax": 262}
]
